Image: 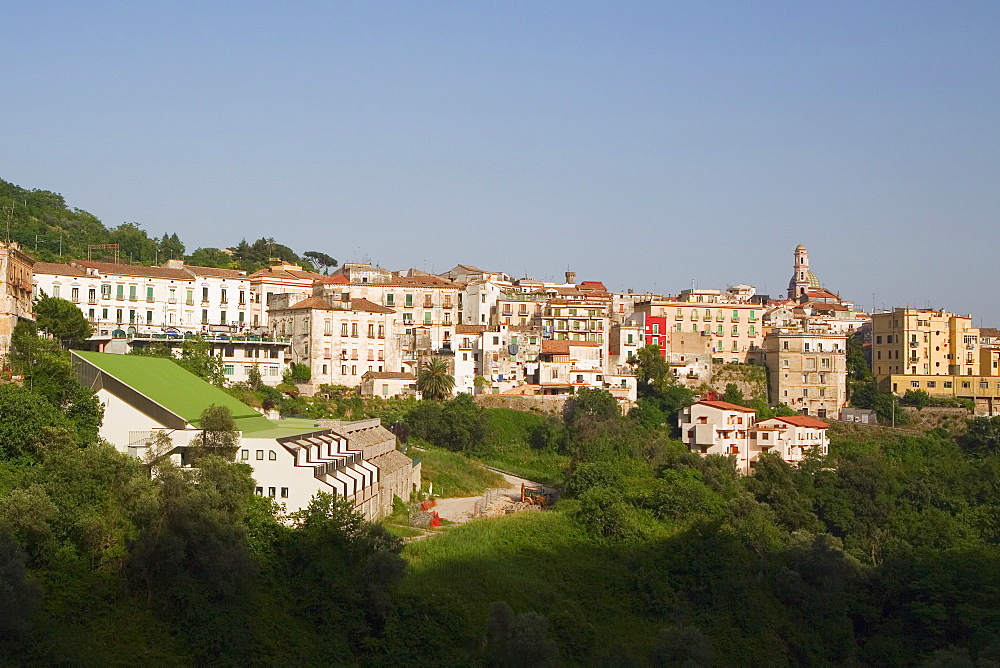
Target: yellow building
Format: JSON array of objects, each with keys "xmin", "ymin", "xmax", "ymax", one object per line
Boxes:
[
  {"xmin": 760, "ymin": 330, "xmax": 848, "ymax": 419},
  {"xmin": 873, "ymin": 307, "xmax": 1000, "ymax": 415},
  {"xmin": 871, "ymin": 308, "xmax": 979, "ymax": 377}
]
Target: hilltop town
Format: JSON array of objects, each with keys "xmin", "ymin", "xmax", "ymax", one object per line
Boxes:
[{"xmin": 3, "ymin": 181, "xmax": 1000, "ymax": 665}]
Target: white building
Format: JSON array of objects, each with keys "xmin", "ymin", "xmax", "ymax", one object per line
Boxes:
[
  {"xmin": 678, "ymin": 400, "xmax": 829, "ymax": 475},
  {"xmin": 71, "ymin": 350, "xmax": 419, "ymax": 519}
]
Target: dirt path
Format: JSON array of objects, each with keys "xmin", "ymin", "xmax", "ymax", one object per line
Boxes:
[{"xmin": 431, "ymin": 472, "xmax": 555, "ymax": 525}]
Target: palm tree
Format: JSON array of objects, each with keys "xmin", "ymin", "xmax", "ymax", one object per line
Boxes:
[{"xmin": 417, "ymin": 357, "xmax": 456, "ymax": 400}]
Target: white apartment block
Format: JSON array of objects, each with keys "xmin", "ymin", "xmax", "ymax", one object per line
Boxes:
[
  {"xmin": 33, "ymin": 260, "xmax": 251, "ymax": 335},
  {"xmin": 678, "ymin": 400, "xmax": 829, "ymax": 475}
]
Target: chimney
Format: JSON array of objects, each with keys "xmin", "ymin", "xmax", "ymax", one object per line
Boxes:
[
  {"xmin": 565, "ymin": 271, "xmax": 577, "ymax": 285},
  {"xmin": 163, "ymin": 259, "xmax": 185, "ymax": 269}
]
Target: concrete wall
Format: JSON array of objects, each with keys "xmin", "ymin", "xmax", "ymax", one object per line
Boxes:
[{"xmin": 474, "ymin": 394, "xmax": 572, "ymax": 417}]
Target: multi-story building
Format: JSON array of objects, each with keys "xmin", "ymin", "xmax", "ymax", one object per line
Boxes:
[
  {"xmin": 611, "ymin": 290, "xmax": 663, "ymax": 324},
  {"xmin": 248, "ymin": 261, "xmax": 326, "ymax": 328},
  {"xmin": 666, "ymin": 331, "xmax": 714, "ymax": 386},
  {"xmin": 33, "ymin": 260, "xmax": 251, "ymax": 336},
  {"xmin": 678, "ymin": 400, "xmax": 829, "ymax": 475},
  {"xmin": 127, "ymin": 332, "xmax": 289, "ymax": 386},
  {"xmin": 608, "ymin": 321, "xmax": 644, "ymax": 374},
  {"xmin": 760, "ymin": 330, "xmax": 848, "ymax": 419},
  {"xmin": 636, "ymin": 301, "xmax": 763, "ymax": 363},
  {"xmin": 872, "ymin": 307, "xmax": 1000, "ymax": 414},
  {"xmin": 872, "ymin": 308, "xmax": 980, "ymax": 377},
  {"xmin": 535, "ymin": 340, "xmax": 603, "ymax": 395},
  {"xmin": 0, "ymin": 242, "xmax": 34, "ymax": 357},
  {"xmin": 478, "ymin": 325, "xmax": 543, "ymax": 394},
  {"xmin": 540, "ymin": 299, "xmax": 610, "ymax": 345},
  {"xmin": 316, "ymin": 273, "xmax": 462, "ymax": 372},
  {"xmin": 268, "ymin": 294, "xmax": 398, "ymax": 391}
]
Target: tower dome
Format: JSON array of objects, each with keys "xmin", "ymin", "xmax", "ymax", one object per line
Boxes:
[{"xmin": 788, "ymin": 244, "xmax": 820, "ymax": 299}]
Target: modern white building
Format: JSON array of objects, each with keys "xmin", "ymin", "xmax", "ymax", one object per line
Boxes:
[
  {"xmin": 678, "ymin": 400, "xmax": 829, "ymax": 475},
  {"xmin": 71, "ymin": 350, "xmax": 419, "ymax": 519}
]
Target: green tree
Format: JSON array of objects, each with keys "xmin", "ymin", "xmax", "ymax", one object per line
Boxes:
[
  {"xmin": 721, "ymin": 382, "xmax": 746, "ymax": 406},
  {"xmin": 650, "ymin": 624, "xmax": 713, "ymax": 667},
  {"xmin": 187, "ymin": 247, "xmax": 237, "ymax": 269},
  {"xmin": 484, "ymin": 601, "xmax": 559, "ymax": 667},
  {"xmin": 417, "ymin": 357, "xmax": 455, "ymax": 400},
  {"xmin": 157, "ymin": 232, "xmax": 185, "ymax": 260},
  {"xmin": 628, "ymin": 344, "xmax": 671, "ymax": 395},
  {"xmin": 0, "ymin": 532, "xmax": 42, "ymax": 640},
  {"xmin": 34, "ymin": 295, "xmax": 92, "ymax": 347},
  {"xmin": 959, "ymin": 417, "xmax": 1000, "ymax": 457},
  {"xmin": 109, "ymin": 222, "xmax": 157, "ymax": 264},
  {"xmin": 572, "ymin": 387, "xmax": 620, "ymax": 423},
  {"xmin": 190, "ymin": 405, "xmax": 240, "ymax": 460},
  {"xmin": 303, "ymin": 251, "xmax": 338, "ymax": 274}
]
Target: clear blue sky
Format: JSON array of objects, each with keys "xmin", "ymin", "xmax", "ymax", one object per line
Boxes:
[{"xmin": 4, "ymin": 1, "xmax": 998, "ymax": 323}]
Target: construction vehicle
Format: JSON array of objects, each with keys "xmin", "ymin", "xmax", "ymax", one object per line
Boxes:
[{"xmin": 520, "ymin": 483, "xmax": 554, "ymax": 507}]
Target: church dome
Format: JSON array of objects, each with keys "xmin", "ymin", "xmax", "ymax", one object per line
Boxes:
[{"xmin": 788, "ymin": 270, "xmax": 821, "ymax": 293}]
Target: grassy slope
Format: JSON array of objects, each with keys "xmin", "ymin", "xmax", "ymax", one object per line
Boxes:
[
  {"xmin": 416, "ymin": 447, "xmax": 505, "ymax": 497},
  {"xmin": 477, "ymin": 408, "xmax": 570, "ymax": 485},
  {"xmin": 398, "ymin": 509, "xmax": 660, "ymax": 664}
]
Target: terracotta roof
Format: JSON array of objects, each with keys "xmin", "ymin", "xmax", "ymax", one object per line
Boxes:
[
  {"xmin": 540, "ymin": 340, "xmax": 601, "ymax": 354},
  {"xmin": 32, "ymin": 262, "xmax": 87, "ymax": 277},
  {"xmin": 350, "ymin": 298, "xmax": 395, "ymax": 314},
  {"xmin": 316, "ymin": 274, "xmax": 349, "ymax": 284},
  {"xmin": 287, "ymin": 297, "xmax": 336, "ymax": 310},
  {"xmin": 183, "ymin": 265, "xmax": 247, "ymax": 279},
  {"xmin": 773, "ymin": 415, "xmax": 829, "ymax": 429},
  {"xmin": 389, "ymin": 275, "xmax": 459, "ymax": 288},
  {"xmin": 695, "ymin": 400, "xmax": 756, "ymax": 413},
  {"xmin": 979, "ymin": 328, "xmax": 1000, "ymax": 339},
  {"xmin": 455, "ymin": 324, "xmax": 487, "ymax": 334},
  {"xmin": 72, "ymin": 260, "xmax": 193, "ymax": 281},
  {"xmin": 249, "ymin": 267, "xmax": 325, "ymax": 281},
  {"xmin": 362, "ymin": 371, "xmax": 415, "ymax": 380},
  {"xmin": 579, "ymin": 281, "xmax": 608, "ymax": 291}
]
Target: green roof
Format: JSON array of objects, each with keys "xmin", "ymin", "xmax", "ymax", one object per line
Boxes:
[{"xmin": 73, "ymin": 351, "xmax": 317, "ymax": 436}]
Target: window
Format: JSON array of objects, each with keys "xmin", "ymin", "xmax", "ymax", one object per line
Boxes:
[
  {"xmin": 101, "ymin": 284, "xmax": 111, "ymax": 299},
  {"xmin": 405, "ymin": 294, "xmax": 413, "ymax": 307},
  {"xmin": 116, "ymin": 284, "xmax": 124, "ymax": 300},
  {"xmin": 146, "ymin": 286, "xmax": 154, "ymax": 302},
  {"xmin": 129, "ymin": 285, "xmax": 137, "ymax": 301},
  {"xmin": 202, "ymin": 309, "xmax": 209, "ymax": 324},
  {"xmin": 186, "ymin": 289, "xmax": 194, "ymax": 305},
  {"xmin": 911, "ymin": 381, "xmax": 920, "ymax": 388},
  {"xmin": 255, "ymin": 487, "xmax": 263, "ymax": 495},
  {"xmin": 202, "ymin": 287, "xmax": 209, "ymax": 302},
  {"xmin": 351, "ymin": 323, "xmax": 358, "ymax": 337},
  {"xmin": 268, "ymin": 450, "xmax": 276, "ymax": 460},
  {"xmin": 146, "ymin": 311, "xmax": 153, "ymax": 324},
  {"xmin": 268, "ymin": 487, "xmax": 276, "ymax": 498},
  {"xmin": 220, "ymin": 311, "xmax": 227, "ymax": 324},
  {"xmin": 386, "ymin": 294, "xmax": 395, "ymax": 306},
  {"xmin": 424, "ymin": 312, "xmax": 432, "ymax": 324},
  {"xmin": 71, "ymin": 287, "xmax": 79, "ymax": 303},
  {"xmin": 731, "ymin": 325, "xmax": 738, "ymax": 336},
  {"xmin": 256, "ymin": 450, "xmax": 264, "ymax": 460},
  {"xmin": 221, "ymin": 289, "xmax": 228, "ymax": 304},
  {"xmin": 341, "ymin": 322, "xmax": 349, "ymax": 336},
  {"xmin": 241, "ymin": 450, "xmax": 249, "ymax": 460},
  {"xmin": 280, "ymin": 487, "xmax": 289, "ymax": 498},
  {"xmin": 224, "ymin": 365, "xmax": 235, "ymax": 375}
]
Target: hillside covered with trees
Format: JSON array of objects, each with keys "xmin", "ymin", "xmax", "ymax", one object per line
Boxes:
[
  {"xmin": 4, "ymin": 329, "xmax": 1000, "ymax": 664},
  {"xmin": 0, "ymin": 177, "xmax": 334, "ymax": 273}
]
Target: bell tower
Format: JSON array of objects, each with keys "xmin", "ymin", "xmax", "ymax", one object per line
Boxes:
[{"xmin": 788, "ymin": 244, "xmax": 810, "ymax": 299}]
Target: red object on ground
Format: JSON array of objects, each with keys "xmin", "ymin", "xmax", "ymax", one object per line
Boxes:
[
  {"xmin": 430, "ymin": 511, "xmax": 442, "ymax": 528},
  {"xmin": 421, "ymin": 499, "xmax": 436, "ymax": 511}
]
